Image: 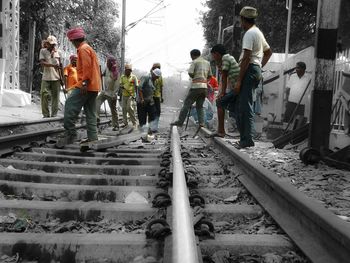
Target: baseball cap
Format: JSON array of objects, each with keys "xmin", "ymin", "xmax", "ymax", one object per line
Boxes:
[{"xmin": 47, "ymin": 35, "xmax": 58, "ymax": 45}]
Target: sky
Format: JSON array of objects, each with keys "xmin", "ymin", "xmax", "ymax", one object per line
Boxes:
[{"xmin": 116, "ymin": 0, "xmax": 207, "ymax": 77}]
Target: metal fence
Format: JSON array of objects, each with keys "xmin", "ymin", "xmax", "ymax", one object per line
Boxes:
[{"xmin": 332, "ymin": 48, "xmax": 350, "ymax": 131}]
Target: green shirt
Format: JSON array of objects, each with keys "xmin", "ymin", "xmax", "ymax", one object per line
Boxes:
[
  {"xmin": 188, "ymin": 56, "xmax": 212, "ymax": 89},
  {"xmin": 222, "ymin": 54, "xmax": 240, "ymax": 86},
  {"xmin": 120, "ymin": 73, "xmax": 138, "ymax": 97},
  {"xmin": 153, "ymin": 77, "xmax": 163, "ymax": 98}
]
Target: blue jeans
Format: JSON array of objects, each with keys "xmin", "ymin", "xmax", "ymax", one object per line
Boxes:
[
  {"xmin": 236, "ymin": 64, "xmax": 262, "ymax": 146},
  {"xmin": 64, "ymin": 89, "xmax": 98, "ymax": 140},
  {"xmin": 190, "ymin": 107, "xmax": 213, "ymax": 127}
]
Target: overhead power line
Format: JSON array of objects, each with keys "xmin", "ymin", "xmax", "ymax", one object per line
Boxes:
[{"xmin": 125, "ymin": 0, "xmax": 168, "ymax": 32}]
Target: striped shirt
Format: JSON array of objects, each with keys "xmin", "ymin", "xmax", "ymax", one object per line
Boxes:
[
  {"xmin": 221, "ymin": 54, "xmax": 240, "ymax": 86},
  {"xmin": 188, "ymin": 56, "xmax": 212, "ymax": 89}
]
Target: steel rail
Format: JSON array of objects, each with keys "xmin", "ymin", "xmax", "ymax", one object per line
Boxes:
[
  {"xmin": 0, "ymin": 116, "xmax": 63, "ymax": 128},
  {"xmin": 171, "ymin": 126, "xmax": 199, "ymax": 263},
  {"xmin": 0, "ymin": 120, "xmax": 110, "ymax": 156},
  {"xmin": 200, "ymin": 128, "xmax": 350, "ymax": 263}
]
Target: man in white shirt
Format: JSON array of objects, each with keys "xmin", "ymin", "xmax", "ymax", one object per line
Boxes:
[
  {"xmin": 234, "ymin": 6, "xmax": 272, "ymax": 148},
  {"xmin": 39, "ymin": 35, "xmax": 62, "ymax": 118},
  {"xmin": 284, "ymin": 62, "xmax": 311, "ymax": 123}
]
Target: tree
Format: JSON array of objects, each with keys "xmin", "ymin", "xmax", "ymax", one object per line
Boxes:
[
  {"xmin": 19, "ymin": 0, "xmax": 121, "ymax": 92},
  {"xmin": 201, "ymin": 0, "xmax": 318, "ymax": 58}
]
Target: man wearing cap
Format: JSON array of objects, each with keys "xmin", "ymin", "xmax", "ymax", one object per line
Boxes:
[
  {"xmin": 63, "ymin": 54, "xmax": 78, "ymax": 95},
  {"xmin": 56, "ymin": 27, "xmax": 101, "ymax": 150},
  {"xmin": 39, "ymin": 35, "xmax": 61, "ymax": 118},
  {"xmin": 151, "ymin": 63, "xmax": 164, "ymax": 132},
  {"xmin": 233, "ymin": 6, "xmax": 272, "ymax": 148},
  {"xmin": 171, "ymin": 49, "xmax": 212, "ymax": 128},
  {"xmin": 138, "ymin": 68, "xmax": 162, "ymax": 133},
  {"xmin": 284, "ymin": 61, "xmax": 310, "ymax": 123},
  {"xmin": 119, "ymin": 64, "xmax": 138, "ymax": 128},
  {"xmin": 96, "ymin": 56, "xmax": 120, "ymax": 131}
]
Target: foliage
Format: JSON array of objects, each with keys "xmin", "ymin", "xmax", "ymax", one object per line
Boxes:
[
  {"xmin": 201, "ymin": 0, "xmax": 318, "ymax": 58},
  {"xmin": 19, "ymin": 0, "xmax": 121, "ymax": 91},
  {"xmin": 20, "ymin": 0, "xmax": 120, "ymax": 56}
]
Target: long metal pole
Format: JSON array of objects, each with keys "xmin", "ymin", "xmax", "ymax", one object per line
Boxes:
[
  {"xmin": 217, "ymin": 16, "xmax": 223, "ymax": 44},
  {"xmin": 285, "ymin": 0, "xmax": 292, "ymax": 62},
  {"xmin": 172, "ymin": 127, "xmax": 199, "ymax": 263},
  {"xmin": 216, "ymin": 16, "xmax": 223, "ymax": 80},
  {"xmin": 277, "ymin": 0, "xmax": 293, "ymax": 122},
  {"xmin": 120, "ymin": 0, "xmax": 126, "ymax": 73},
  {"xmin": 27, "ymin": 20, "xmax": 36, "ymax": 95}
]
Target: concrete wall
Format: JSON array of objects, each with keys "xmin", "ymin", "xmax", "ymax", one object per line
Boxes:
[{"xmin": 261, "ymin": 46, "xmax": 316, "ymax": 122}]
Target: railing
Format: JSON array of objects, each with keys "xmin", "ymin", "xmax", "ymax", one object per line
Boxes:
[{"xmin": 332, "ymin": 48, "xmax": 350, "ymax": 132}]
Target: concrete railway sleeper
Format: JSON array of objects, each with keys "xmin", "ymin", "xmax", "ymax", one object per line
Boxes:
[{"xmin": 0, "ymin": 120, "xmax": 348, "ymax": 262}]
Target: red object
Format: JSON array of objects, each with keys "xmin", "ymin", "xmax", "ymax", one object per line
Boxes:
[{"xmin": 207, "ymin": 76, "xmax": 218, "ymax": 103}]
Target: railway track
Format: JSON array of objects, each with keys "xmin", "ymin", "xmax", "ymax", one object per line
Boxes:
[{"xmin": 0, "ymin": 117, "xmax": 349, "ymax": 262}]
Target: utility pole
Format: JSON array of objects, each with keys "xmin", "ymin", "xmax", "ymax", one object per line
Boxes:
[
  {"xmin": 217, "ymin": 16, "xmax": 223, "ymax": 44},
  {"xmin": 120, "ymin": 0, "xmax": 126, "ymax": 73},
  {"xmin": 277, "ymin": 0, "xmax": 293, "ymax": 122},
  {"xmin": 216, "ymin": 16, "xmax": 223, "ymax": 80},
  {"xmin": 231, "ymin": 1, "xmax": 243, "ymax": 61},
  {"xmin": 308, "ymin": 0, "xmax": 342, "ymax": 151},
  {"xmin": 27, "ymin": 20, "xmax": 36, "ymax": 95}
]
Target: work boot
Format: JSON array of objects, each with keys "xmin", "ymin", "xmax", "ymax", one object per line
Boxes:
[{"xmin": 80, "ymin": 139, "xmax": 98, "ymax": 152}]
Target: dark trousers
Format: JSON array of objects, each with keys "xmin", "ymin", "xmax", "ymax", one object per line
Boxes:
[
  {"xmin": 64, "ymin": 89, "xmax": 98, "ymax": 140},
  {"xmin": 177, "ymin": 88, "xmax": 207, "ymax": 126},
  {"xmin": 154, "ymin": 97, "xmax": 161, "ymax": 117},
  {"xmin": 236, "ymin": 64, "xmax": 261, "ymax": 147},
  {"xmin": 138, "ymin": 101, "xmax": 156, "ymax": 127},
  {"xmin": 152, "ymin": 97, "xmax": 161, "ymax": 130},
  {"xmin": 283, "ymin": 101, "xmax": 305, "ymax": 123}
]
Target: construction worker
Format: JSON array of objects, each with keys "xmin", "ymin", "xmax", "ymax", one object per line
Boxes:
[
  {"xmin": 119, "ymin": 64, "xmax": 138, "ymax": 128},
  {"xmin": 63, "ymin": 54, "xmax": 78, "ymax": 95},
  {"xmin": 151, "ymin": 63, "xmax": 164, "ymax": 132},
  {"xmin": 96, "ymin": 56, "xmax": 120, "ymax": 131},
  {"xmin": 171, "ymin": 49, "xmax": 212, "ymax": 128},
  {"xmin": 56, "ymin": 27, "xmax": 101, "ymax": 150},
  {"xmin": 39, "ymin": 35, "xmax": 61, "ymax": 118},
  {"xmin": 138, "ymin": 68, "xmax": 162, "ymax": 133}
]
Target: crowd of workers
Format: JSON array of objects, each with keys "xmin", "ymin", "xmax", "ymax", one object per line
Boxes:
[{"xmin": 38, "ymin": 5, "xmax": 310, "ymax": 151}]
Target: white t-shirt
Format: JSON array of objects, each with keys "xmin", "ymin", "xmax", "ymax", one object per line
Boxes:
[
  {"xmin": 239, "ymin": 26, "xmax": 270, "ymax": 67},
  {"xmin": 287, "ymin": 73, "xmax": 311, "ymax": 104}
]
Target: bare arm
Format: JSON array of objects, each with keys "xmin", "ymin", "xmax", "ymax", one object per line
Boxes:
[
  {"xmin": 261, "ymin": 48, "xmax": 272, "ymax": 68},
  {"xmin": 220, "ymin": 70, "xmax": 228, "ymax": 96},
  {"xmin": 234, "ymin": 49, "xmax": 251, "ymax": 93},
  {"xmin": 40, "ymin": 59, "xmax": 59, "ymax": 69}
]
